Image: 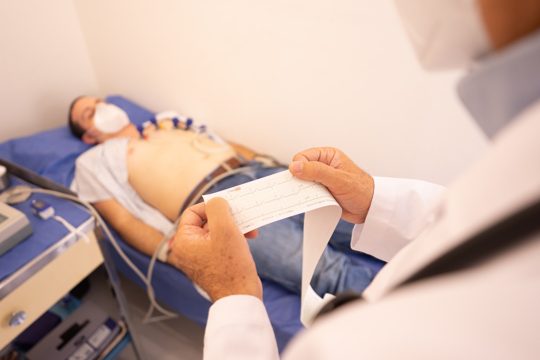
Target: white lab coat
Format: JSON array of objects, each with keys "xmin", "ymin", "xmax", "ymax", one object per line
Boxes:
[{"xmin": 203, "ymin": 98, "xmax": 540, "ymax": 359}]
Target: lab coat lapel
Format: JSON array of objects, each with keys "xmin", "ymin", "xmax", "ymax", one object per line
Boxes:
[{"xmin": 364, "ymin": 100, "xmax": 540, "ymax": 301}]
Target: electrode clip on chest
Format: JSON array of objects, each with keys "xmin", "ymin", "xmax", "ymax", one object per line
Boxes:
[{"xmin": 136, "ymin": 111, "xmax": 230, "ymax": 155}]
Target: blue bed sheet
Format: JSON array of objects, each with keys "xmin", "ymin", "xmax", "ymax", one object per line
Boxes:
[{"xmin": 0, "ymin": 96, "xmax": 382, "ymax": 352}]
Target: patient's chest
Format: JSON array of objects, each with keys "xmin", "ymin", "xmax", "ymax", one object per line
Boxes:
[{"xmin": 126, "ymin": 130, "xmax": 235, "ymax": 221}]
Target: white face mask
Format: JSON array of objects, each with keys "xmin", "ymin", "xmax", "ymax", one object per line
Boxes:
[
  {"xmin": 93, "ymin": 103, "xmax": 130, "ymax": 134},
  {"xmin": 394, "ymin": 0, "xmax": 491, "ymax": 70}
]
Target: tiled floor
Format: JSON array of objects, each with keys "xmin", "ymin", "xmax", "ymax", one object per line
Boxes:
[{"xmin": 86, "ymin": 267, "xmax": 204, "ymax": 360}]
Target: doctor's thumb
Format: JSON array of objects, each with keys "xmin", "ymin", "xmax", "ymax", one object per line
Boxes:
[{"xmin": 290, "ymin": 160, "xmax": 341, "ymax": 189}]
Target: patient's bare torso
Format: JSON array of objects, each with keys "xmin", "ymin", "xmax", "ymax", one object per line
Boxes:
[{"xmin": 126, "ymin": 130, "xmax": 235, "ymax": 221}]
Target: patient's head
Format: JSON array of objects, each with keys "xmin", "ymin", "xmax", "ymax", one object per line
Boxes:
[{"xmin": 68, "ymin": 96, "xmax": 138, "ymax": 144}]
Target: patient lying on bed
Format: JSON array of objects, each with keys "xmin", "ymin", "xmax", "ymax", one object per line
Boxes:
[{"xmin": 68, "ymin": 96, "xmax": 379, "ymax": 296}]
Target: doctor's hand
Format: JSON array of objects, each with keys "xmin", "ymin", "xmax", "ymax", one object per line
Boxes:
[
  {"xmin": 167, "ymin": 198, "xmax": 262, "ymax": 302},
  {"xmin": 289, "ymin": 147, "xmax": 374, "ymax": 224}
]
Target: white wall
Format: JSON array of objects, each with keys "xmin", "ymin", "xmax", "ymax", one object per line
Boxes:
[
  {"xmin": 78, "ymin": 0, "xmax": 486, "ymax": 184},
  {"xmin": 0, "ymin": 0, "xmax": 98, "ymax": 142}
]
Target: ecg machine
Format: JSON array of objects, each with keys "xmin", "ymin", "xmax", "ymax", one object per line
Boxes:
[{"xmin": 0, "ymin": 201, "xmax": 32, "ymax": 255}]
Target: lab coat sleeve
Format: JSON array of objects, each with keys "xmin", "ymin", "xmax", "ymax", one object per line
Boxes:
[
  {"xmin": 204, "ymin": 295, "xmax": 280, "ymax": 360},
  {"xmin": 351, "ymin": 176, "xmax": 445, "ymax": 261}
]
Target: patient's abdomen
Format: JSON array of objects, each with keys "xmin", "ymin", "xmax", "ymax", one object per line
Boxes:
[{"xmin": 127, "ymin": 130, "xmax": 234, "ymax": 221}]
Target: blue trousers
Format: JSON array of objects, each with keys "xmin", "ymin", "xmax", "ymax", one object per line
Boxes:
[{"xmin": 206, "ymin": 163, "xmax": 385, "ymax": 296}]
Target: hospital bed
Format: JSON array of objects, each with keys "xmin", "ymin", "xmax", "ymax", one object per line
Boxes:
[{"xmin": 0, "ymin": 96, "xmax": 384, "ymax": 352}]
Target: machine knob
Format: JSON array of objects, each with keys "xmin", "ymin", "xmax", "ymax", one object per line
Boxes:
[{"xmin": 9, "ymin": 311, "xmax": 27, "ymax": 327}]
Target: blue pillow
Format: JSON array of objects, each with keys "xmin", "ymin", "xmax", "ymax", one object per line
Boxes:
[{"xmin": 0, "ymin": 95, "xmax": 155, "ymax": 187}]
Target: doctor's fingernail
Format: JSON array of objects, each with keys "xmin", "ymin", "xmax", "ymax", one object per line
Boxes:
[{"xmin": 291, "ymin": 161, "xmax": 304, "ymax": 173}]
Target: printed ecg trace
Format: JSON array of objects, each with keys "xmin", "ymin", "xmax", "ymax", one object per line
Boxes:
[
  {"xmin": 204, "ymin": 170, "xmax": 343, "ymax": 326},
  {"xmin": 203, "ymin": 170, "xmax": 338, "ymax": 233}
]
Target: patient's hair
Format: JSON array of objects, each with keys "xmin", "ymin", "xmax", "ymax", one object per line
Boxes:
[{"xmin": 68, "ymin": 96, "xmax": 86, "ymax": 139}]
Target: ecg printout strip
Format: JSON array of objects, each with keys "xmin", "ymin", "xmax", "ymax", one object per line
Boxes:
[
  {"xmin": 203, "ymin": 169, "xmax": 343, "ymax": 326},
  {"xmin": 203, "ymin": 170, "xmax": 338, "ymax": 234}
]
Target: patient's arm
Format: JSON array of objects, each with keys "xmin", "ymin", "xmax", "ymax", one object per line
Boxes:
[
  {"xmin": 229, "ymin": 141, "xmax": 283, "ymax": 166},
  {"xmin": 228, "ymin": 142, "xmax": 258, "ymax": 160},
  {"xmin": 93, "ymin": 199, "xmax": 164, "ymax": 257}
]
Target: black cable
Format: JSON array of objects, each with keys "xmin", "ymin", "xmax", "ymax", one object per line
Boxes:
[{"xmin": 0, "ymin": 157, "xmax": 75, "ymax": 195}]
